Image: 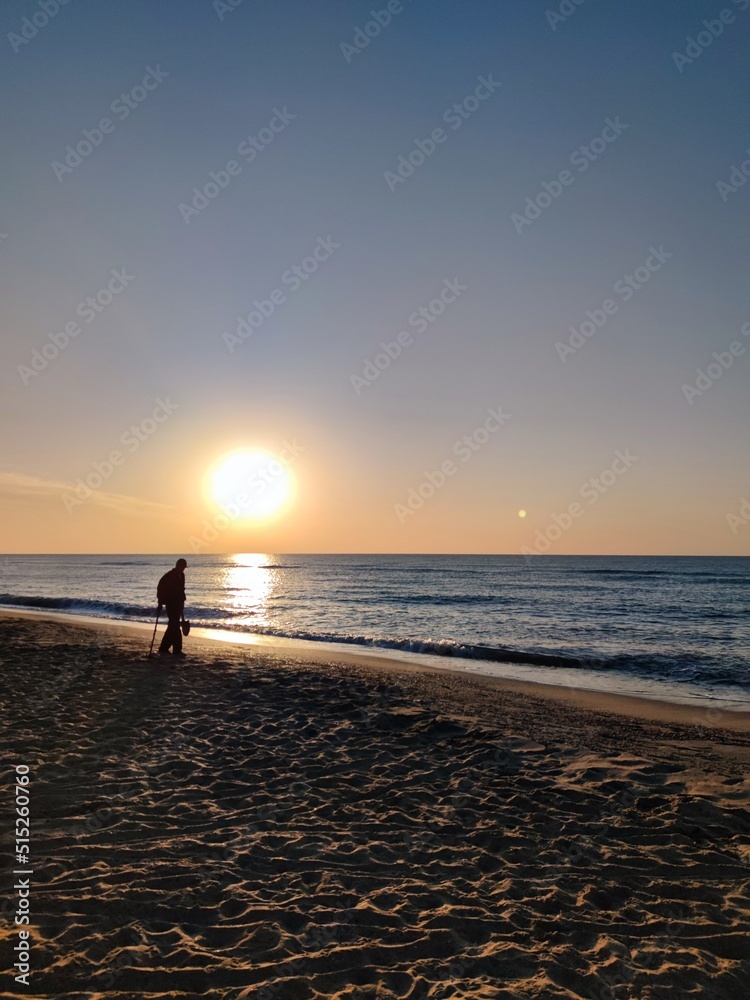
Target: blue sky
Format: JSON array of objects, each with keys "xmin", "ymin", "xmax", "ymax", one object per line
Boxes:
[{"xmin": 1, "ymin": 0, "xmax": 748, "ymax": 553}]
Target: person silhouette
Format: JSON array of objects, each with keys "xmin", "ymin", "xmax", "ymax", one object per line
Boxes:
[{"xmin": 157, "ymin": 558, "xmax": 188, "ymax": 657}]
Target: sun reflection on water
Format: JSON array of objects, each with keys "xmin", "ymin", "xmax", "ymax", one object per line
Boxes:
[{"xmin": 220, "ymin": 553, "xmax": 278, "ymax": 627}]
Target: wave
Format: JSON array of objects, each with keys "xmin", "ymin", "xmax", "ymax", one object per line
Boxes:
[
  {"xmin": 97, "ymin": 561, "xmax": 153, "ymax": 567},
  {"xmin": 0, "ymin": 593, "xmax": 155, "ymax": 617},
  {"xmin": 248, "ymin": 627, "xmax": 604, "ymax": 669},
  {"xmin": 0, "ymin": 593, "xmax": 248, "ymax": 621},
  {"xmin": 221, "ymin": 564, "xmax": 301, "ymax": 570},
  {"xmin": 233, "ymin": 625, "xmax": 739, "ymax": 680},
  {"xmin": 376, "ymin": 593, "xmax": 507, "ymax": 605},
  {"xmin": 579, "ymin": 568, "xmax": 750, "ymax": 584},
  {"xmin": 579, "ymin": 569, "xmax": 674, "ymax": 577}
]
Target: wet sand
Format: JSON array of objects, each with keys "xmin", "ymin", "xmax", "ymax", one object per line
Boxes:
[{"xmin": 1, "ymin": 612, "xmax": 749, "ymax": 999}]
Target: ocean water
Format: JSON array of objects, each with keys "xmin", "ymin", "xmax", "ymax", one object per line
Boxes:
[{"xmin": 1, "ymin": 554, "xmax": 748, "ymax": 708}]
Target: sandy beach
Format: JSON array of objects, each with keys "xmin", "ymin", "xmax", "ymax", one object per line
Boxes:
[{"xmin": 2, "ymin": 611, "xmax": 749, "ymax": 1000}]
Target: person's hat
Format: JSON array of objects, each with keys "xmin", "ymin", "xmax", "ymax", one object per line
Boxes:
[{"xmin": 176, "ymin": 558, "xmax": 187, "ymax": 569}]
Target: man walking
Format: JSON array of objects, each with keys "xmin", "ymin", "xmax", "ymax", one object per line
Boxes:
[{"xmin": 157, "ymin": 558, "xmax": 188, "ymax": 657}]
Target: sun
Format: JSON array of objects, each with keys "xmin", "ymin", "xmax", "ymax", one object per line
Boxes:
[{"xmin": 207, "ymin": 449, "xmax": 295, "ymax": 522}]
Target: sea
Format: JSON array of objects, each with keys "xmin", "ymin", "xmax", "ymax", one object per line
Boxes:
[{"xmin": 1, "ymin": 554, "xmax": 748, "ymax": 711}]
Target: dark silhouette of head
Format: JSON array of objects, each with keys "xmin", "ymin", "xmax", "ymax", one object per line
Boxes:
[{"xmin": 175, "ymin": 558, "xmax": 187, "ymax": 571}]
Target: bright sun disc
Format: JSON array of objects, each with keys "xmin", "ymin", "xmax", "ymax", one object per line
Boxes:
[{"xmin": 208, "ymin": 449, "xmax": 294, "ymax": 522}]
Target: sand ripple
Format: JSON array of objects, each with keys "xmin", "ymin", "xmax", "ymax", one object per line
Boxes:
[{"xmin": 2, "ymin": 616, "xmax": 749, "ymax": 999}]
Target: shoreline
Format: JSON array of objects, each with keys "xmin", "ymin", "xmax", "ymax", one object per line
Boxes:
[{"xmin": 3, "ymin": 606, "xmax": 749, "ymax": 733}]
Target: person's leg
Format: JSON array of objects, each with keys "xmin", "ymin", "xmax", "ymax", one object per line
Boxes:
[
  {"xmin": 170, "ymin": 604, "xmax": 183, "ymax": 654},
  {"xmin": 159, "ymin": 604, "xmax": 181, "ymax": 653}
]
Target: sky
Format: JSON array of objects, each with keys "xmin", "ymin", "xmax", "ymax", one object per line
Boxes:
[{"xmin": 1, "ymin": 0, "xmax": 748, "ymax": 555}]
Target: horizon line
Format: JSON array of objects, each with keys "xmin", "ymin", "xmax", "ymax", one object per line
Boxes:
[{"xmin": 0, "ymin": 552, "xmax": 747, "ymax": 559}]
